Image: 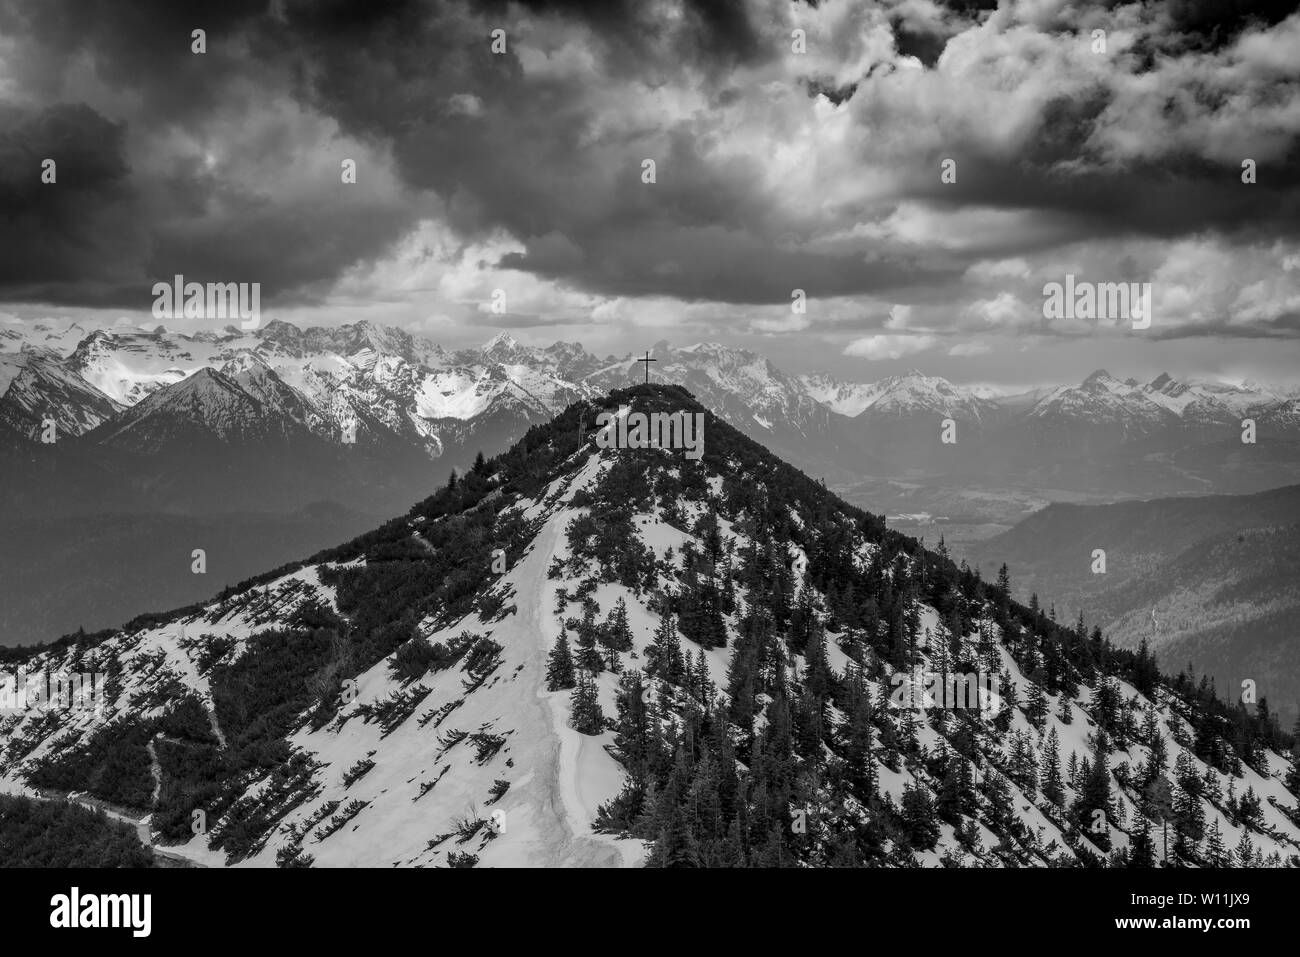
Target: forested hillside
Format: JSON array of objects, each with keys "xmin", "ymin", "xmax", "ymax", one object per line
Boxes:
[
  {"xmin": 0, "ymin": 794, "xmax": 153, "ymax": 868},
  {"xmin": 1, "ymin": 386, "xmax": 1296, "ymax": 867}
]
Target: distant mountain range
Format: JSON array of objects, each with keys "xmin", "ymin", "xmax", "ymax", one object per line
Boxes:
[
  {"xmin": 4, "ymin": 319, "xmax": 1299, "ymax": 510},
  {"xmin": 3, "ymin": 318, "xmax": 1299, "ymax": 646}
]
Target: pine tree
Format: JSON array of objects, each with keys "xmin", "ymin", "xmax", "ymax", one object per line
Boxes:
[
  {"xmin": 1127, "ymin": 811, "xmax": 1156, "ymax": 868},
  {"xmin": 570, "ymin": 669, "xmax": 606, "ymax": 735},
  {"xmin": 1203, "ymin": 819, "xmax": 1229, "ymax": 867},
  {"xmin": 1142, "ymin": 731, "xmax": 1168, "ymax": 787},
  {"xmin": 604, "ymin": 597, "xmax": 634, "ymax": 652},
  {"xmin": 983, "ymin": 769, "xmax": 1017, "ymax": 837},
  {"xmin": 1141, "ymin": 705, "xmax": 1160, "ymax": 748},
  {"xmin": 1026, "ymin": 680, "xmax": 1049, "ymax": 729},
  {"xmin": 900, "ymin": 782, "xmax": 940, "ymax": 851},
  {"xmin": 694, "ymin": 649, "xmax": 716, "ymax": 708},
  {"xmin": 1133, "ymin": 634, "xmax": 1159, "ymax": 698},
  {"xmin": 611, "ymin": 670, "xmax": 651, "ymax": 776},
  {"xmin": 1009, "ymin": 730, "xmax": 1039, "ymax": 795},
  {"xmin": 598, "ymin": 600, "xmax": 628, "ymax": 673},
  {"xmin": 1172, "ymin": 751, "xmax": 1205, "ymax": 847},
  {"xmin": 1042, "ymin": 726, "xmax": 1065, "ymax": 807},
  {"xmin": 646, "ymin": 750, "xmax": 701, "ymax": 868},
  {"xmin": 1238, "ymin": 785, "xmax": 1261, "ymax": 829},
  {"xmin": 1092, "ymin": 677, "xmax": 1121, "ymax": 735},
  {"xmin": 1076, "ymin": 742, "xmax": 1113, "ymax": 850},
  {"xmin": 1234, "ymin": 828, "xmax": 1256, "ymax": 868},
  {"xmin": 928, "ymin": 740, "xmax": 975, "ymax": 826},
  {"xmin": 546, "ymin": 631, "xmax": 576, "ymax": 691},
  {"xmin": 1285, "ymin": 711, "xmax": 1300, "ymax": 797},
  {"xmin": 646, "ymin": 607, "xmax": 685, "ymax": 685},
  {"xmin": 575, "ymin": 601, "xmax": 605, "ymax": 673},
  {"xmin": 842, "ymin": 665, "xmax": 878, "ymax": 802}
]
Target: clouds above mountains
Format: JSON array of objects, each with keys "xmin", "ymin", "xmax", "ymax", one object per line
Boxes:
[{"xmin": 1, "ymin": 0, "xmax": 1298, "ymax": 373}]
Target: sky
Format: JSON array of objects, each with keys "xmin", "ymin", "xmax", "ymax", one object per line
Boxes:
[{"xmin": 1, "ymin": 0, "xmax": 1298, "ymax": 390}]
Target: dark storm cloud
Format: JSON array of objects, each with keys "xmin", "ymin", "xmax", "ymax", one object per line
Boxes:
[
  {"xmin": 251, "ymin": 0, "xmax": 962, "ymax": 302},
  {"xmin": 0, "ymin": 0, "xmax": 271, "ymax": 117},
  {"xmin": 463, "ymin": 0, "xmax": 767, "ymax": 69},
  {"xmin": 0, "ymin": 0, "xmax": 428, "ymax": 307},
  {"xmin": 0, "ymin": 0, "xmax": 830, "ymax": 311},
  {"xmin": 901, "ymin": 148, "xmax": 1300, "ymax": 250},
  {"xmin": 0, "ymin": 0, "xmax": 1297, "ymax": 339},
  {"xmin": 1161, "ymin": 0, "xmax": 1297, "ymax": 49},
  {"xmin": 0, "ymin": 103, "xmax": 145, "ymax": 304},
  {"xmin": 253, "ymin": 0, "xmax": 1300, "ymax": 316}
]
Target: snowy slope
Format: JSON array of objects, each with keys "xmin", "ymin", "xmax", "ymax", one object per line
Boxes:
[
  {"xmin": 0, "ymin": 350, "xmax": 124, "ymax": 439},
  {"xmin": 3, "ymin": 387, "xmax": 1297, "ymax": 868}
]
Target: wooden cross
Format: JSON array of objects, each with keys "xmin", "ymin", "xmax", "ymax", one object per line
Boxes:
[{"xmin": 635, "ymin": 349, "xmax": 657, "ymax": 384}]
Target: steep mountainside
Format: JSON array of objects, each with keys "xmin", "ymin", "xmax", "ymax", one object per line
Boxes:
[
  {"xmin": 2, "ymin": 387, "xmax": 1297, "ymax": 868},
  {"xmin": 0, "ymin": 350, "xmax": 123, "ymax": 440}
]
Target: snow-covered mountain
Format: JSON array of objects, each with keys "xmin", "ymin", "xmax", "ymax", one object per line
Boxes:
[
  {"xmin": 3, "ymin": 320, "xmax": 1300, "ymax": 504},
  {"xmin": 0, "ymin": 323, "xmax": 883, "ymax": 489},
  {"xmin": 1028, "ymin": 369, "xmax": 1299, "ymax": 433},
  {"xmin": 800, "ymin": 373, "xmax": 882, "ymax": 417},
  {"xmin": 1027, "ymin": 370, "xmax": 1176, "ymax": 440},
  {"xmin": 3, "ymin": 386, "xmax": 1297, "ymax": 868},
  {"xmin": 6, "ymin": 318, "xmax": 1299, "ymax": 451},
  {"xmin": 91, "ymin": 365, "xmax": 319, "ymax": 453},
  {"xmin": 0, "ymin": 321, "xmax": 92, "ymax": 357},
  {"xmin": 802, "ymin": 370, "xmax": 1000, "ymax": 425},
  {"xmin": 66, "ymin": 327, "xmax": 234, "ymax": 407},
  {"xmin": 0, "ymin": 349, "xmax": 124, "ymax": 439}
]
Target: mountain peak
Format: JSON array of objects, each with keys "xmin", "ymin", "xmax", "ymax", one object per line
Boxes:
[
  {"xmin": 220, "ymin": 351, "xmax": 273, "ymax": 377},
  {"xmin": 11, "ymin": 378, "xmax": 1298, "ymax": 871},
  {"xmin": 179, "ymin": 365, "xmax": 234, "ymax": 389}
]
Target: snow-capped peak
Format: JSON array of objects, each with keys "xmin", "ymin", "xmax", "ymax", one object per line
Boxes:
[
  {"xmin": 220, "ymin": 351, "xmax": 274, "ymax": 377},
  {"xmin": 802, "ymin": 369, "xmax": 995, "ymax": 420}
]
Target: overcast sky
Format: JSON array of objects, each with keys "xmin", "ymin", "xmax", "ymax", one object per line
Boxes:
[{"xmin": 1, "ymin": 0, "xmax": 1298, "ymax": 389}]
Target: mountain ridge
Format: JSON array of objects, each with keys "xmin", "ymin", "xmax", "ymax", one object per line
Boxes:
[{"xmin": 3, "ymin": 386, "xmax": 1297, "ymax": 869}]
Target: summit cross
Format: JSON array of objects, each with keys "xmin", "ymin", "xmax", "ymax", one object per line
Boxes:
[{"xmin": 636, "ymin": 350, "xmax": 657, "ymax": 384}]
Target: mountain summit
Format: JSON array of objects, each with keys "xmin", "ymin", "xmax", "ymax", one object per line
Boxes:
[{"xmin": 3, "ymin": 385, "xmax": 1296, "ymax": 868}]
